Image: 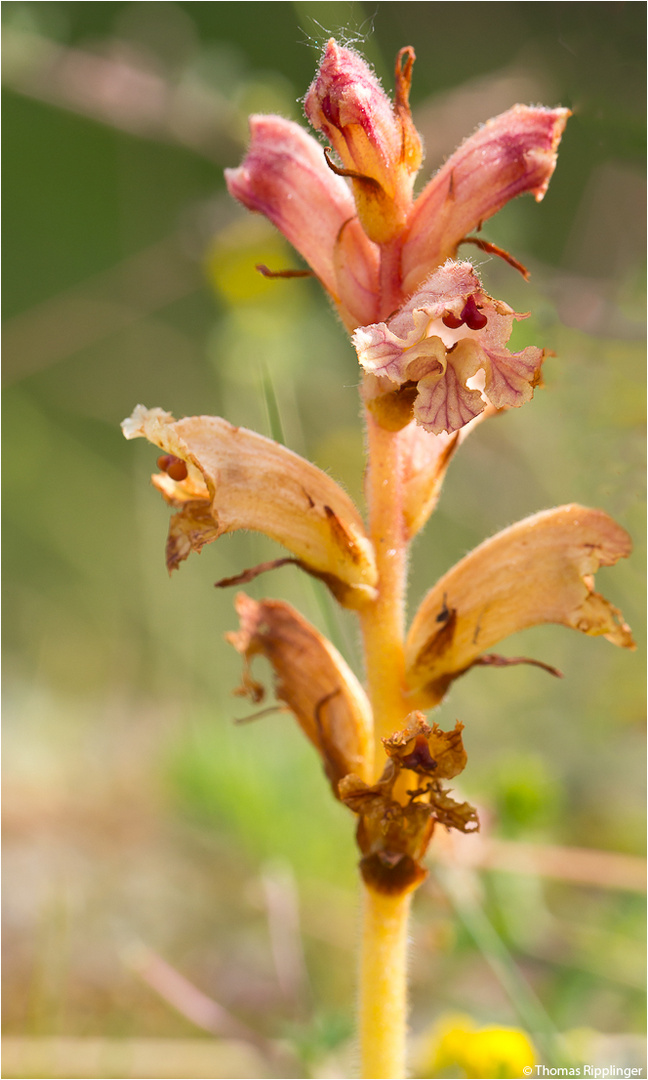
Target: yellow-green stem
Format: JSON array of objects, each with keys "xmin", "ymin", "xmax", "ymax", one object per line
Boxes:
[
  {"xmin": 359, "ymin": 884, "xmax": 412, "ymax": 1079},
  {"xmin": 360, "ymin": 413, "xmax": 411, "ymax": 761}
]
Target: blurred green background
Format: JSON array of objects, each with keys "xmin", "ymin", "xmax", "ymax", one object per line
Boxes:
[{"xmin": 3, "ymin": 3, "xmax": 645, "ymax": 1078}]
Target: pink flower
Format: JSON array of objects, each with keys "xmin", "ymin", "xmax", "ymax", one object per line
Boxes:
[
  {"xmin": 304, "ymin": 41, "xmax": 422, "ymax": 244},
  {"xmin": 401, "ymin": 103, "xmax": 570, "ymax": 295},
  {"xmin": 226, "ymin": 39, "xmax": 569, "ymax": 432},
  {"xmin": 225, "ymin": 113, "xmax": 380, "ymax": 329},
  {"xmin": 353, "ymin": 261, "xmax": 544, "ymax": 435}
]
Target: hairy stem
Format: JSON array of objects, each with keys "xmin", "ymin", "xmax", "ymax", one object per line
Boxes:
[
  {"xmin": 360, "ymin": 412, "xmax": 411, "ymax": 760},
  {"xmin": 357, "ymin": 406, "xmax": 413, "ymax": 1079},
  {"xmin": 359, "ymin": 884, "xmax": 412, "ymax": 1079}
]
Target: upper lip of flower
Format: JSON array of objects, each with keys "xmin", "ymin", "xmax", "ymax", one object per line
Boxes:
[
  {"xmin": 400, "ymin": 102, "xmax": 570, "ymax": 296},
  {"xmin": 224, "ymin": 113, "xmax": 380, "ymax": 330}
]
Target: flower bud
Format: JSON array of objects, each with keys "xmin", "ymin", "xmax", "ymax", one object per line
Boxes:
[{"xmin": 304, "ymin": 40, "xmax": 423, "ymax": 244}]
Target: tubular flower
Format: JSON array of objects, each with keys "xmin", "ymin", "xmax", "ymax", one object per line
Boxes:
[
  {"xmin": 400, "ymin": 409, "xmax": 492, "ymax": 539},
  {"xmin": 405, "ymin": 505, "xmax": 635, "ymax": 707},
  {"xmin": 401, "ymin": 103, "xmax": 570, "ymax": 295},
  {"xmin": 354, "ymin": 260, "xmax": 544, "ymax": 435},
  {"xmin": 225, "ymin": 114, "xmax": 380, "ymax": 329},
  {"xmin": 121, "ymin": 405, "xmax": 377, "ymax": 609}
]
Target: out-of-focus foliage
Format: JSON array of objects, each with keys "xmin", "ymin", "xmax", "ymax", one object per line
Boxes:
[{"xmin": 3, "ymin": 3, "xmax": 645, "ymax": 1078}]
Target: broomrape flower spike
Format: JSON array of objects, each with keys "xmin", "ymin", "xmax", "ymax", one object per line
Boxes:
[{"xmin": 124, "ymin": 38, "xmax": 634, "ymax": 1080}]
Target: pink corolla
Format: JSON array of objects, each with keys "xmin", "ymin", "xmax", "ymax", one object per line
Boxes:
[
  {"xmin": 354, "ymin": 260, "xmax": 544, "ymax": 435},
  {"xmin": 225, "ymin": 113, "xmax": 380, "ymax": 329},
  {"xmin": 304, "ymin": 43, "xmax": 423, "ymax": 245},
  {"xmin": 226, "ymin": 38, "xmax": 569, "ymax": 434}
]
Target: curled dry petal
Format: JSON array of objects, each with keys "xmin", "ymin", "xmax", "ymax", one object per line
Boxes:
[
  {"xmin": 304, "ymin": 39, "xmax": 422, "ymax": 244},
  {"xmin": 227, "ymin": 593, "xmax": 373, "ymax": 791},
  {"xmin": 225, "ymin": 114, "xmax": 379, "ymax": 329},
  {"xmin": 402, "ymin": 105, "xmax": 571, "ymax": 294},
  {"xmin": 340, "ymin": 713, "xmax": 478, "ymax": 895},
  {"xmin": 122, "ymin": 406, "xmax": 377, "ymax": 609},
  {"xmin": 405, "ymin": 505, "xmax": 635, "ymax": 707},
  {"xmin": 383, "ymin": 713, "xmax": 467, "ymax": 780},
  {"xmin": 354, "ymin": 261, "xmax": 544, "ymax": 435}
]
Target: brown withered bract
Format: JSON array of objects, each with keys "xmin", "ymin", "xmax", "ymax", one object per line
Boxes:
[
  {"xmin": 383, "ymin": 714, "xmax": 468, "ymax": 779},
  {"xmin": 227, "ymin": 593, "xmax": 374, "ymax": 792},
  {"xmin": 340, "ymin": 713, "xmax": 478, "ymax": 894}
]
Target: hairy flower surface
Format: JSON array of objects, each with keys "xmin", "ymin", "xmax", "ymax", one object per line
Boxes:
[
  {"xmin": 399, "ymin": 410, "xmax": 490, "ymax": 538},
  {"xmin": 225, "ymin": 114, "xmax": 380, "ymax": 328},
  {"xmin": 401, "ymin": 103, "xmax": 569, "ymax": 295},
  {"xmin": 304, "ymin": 40, "xmax": 422, "ymax": 244}
]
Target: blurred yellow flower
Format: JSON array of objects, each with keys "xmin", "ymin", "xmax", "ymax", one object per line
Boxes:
[{"xmin": 417, "ymin": 1011, "xmax": 537, "ymax": 1079}]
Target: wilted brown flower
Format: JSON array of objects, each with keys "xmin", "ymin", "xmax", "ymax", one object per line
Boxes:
[
  {"xmin": 340, "ymin": 714, "xmax": 478, "ymax": 895},
  {"xmin": 406, "ymin": 505, "xmax": 634, "ymax": 706}
]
